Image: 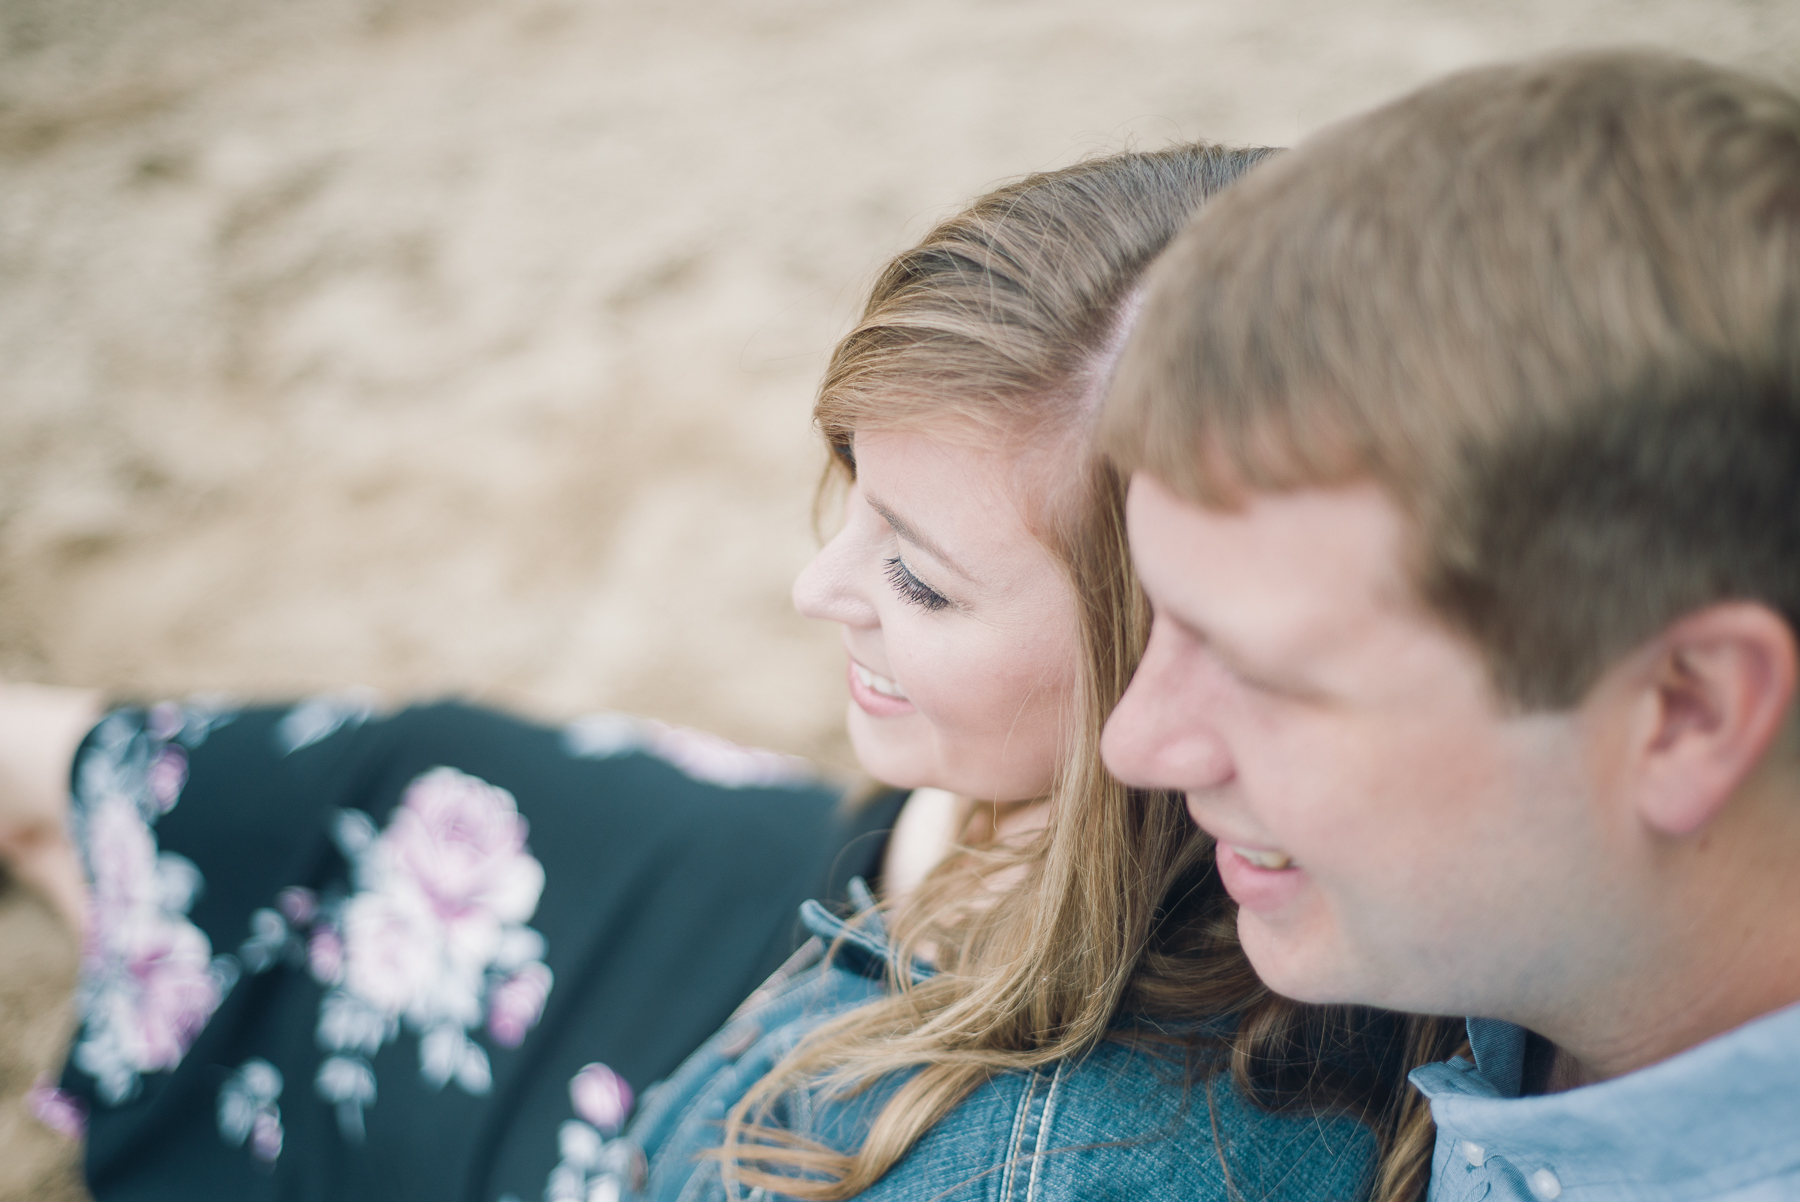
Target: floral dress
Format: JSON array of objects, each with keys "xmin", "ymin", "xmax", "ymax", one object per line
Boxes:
[{"xmin": 43, "ymin": 695, "xmax": 901, "ymax": 1201}]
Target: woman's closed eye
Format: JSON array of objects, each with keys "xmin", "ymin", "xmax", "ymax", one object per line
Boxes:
[{"xmin": 884, "ymin": 556, "xmax": 951, "ymax": 612}]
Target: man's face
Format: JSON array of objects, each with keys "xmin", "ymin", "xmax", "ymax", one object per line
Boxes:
[{"xmin": 1102, "ymin": 474, "xmax": 1611, "ymax": 1018}]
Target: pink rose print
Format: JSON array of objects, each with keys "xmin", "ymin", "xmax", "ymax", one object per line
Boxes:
[
  {"xmin": 311, "ymin": 767, "xmax": 551, "ymax": 1131},
  {"xmin": 85, "ymin": 799, "xmax": 160, "ymax": 937},
  {"xmin": 107, "ymin": 915, "xmax": 223, "ymax": 1071},
  {"xmin": 333, "ymin": 769, "xmax": 546, "ymax": 1031},
  {"xmin": 145, "ymin": 702, "xmax": 184, "ymax": 742},
  {"xmin": 307, "ymin": 925, "xmax": 345, "ymax": 986},
  {"xmin": 563, "ymin": 711, "xmax": 815, "ymax": 788},
  {"xmin": 72, "ymin": 707, "xmax": 235, "ymax": 1106},
  {"xmin": 277, "ymin": 886, "xmax": 318, "ymax": 925},
  {"xmin": 251, "ymin": 1110, "xmax": 283, "ymax": 1163},
  {"xmin": 26, "ymin": 1075, "xmax": 87, "ymax": 1141},
  {"xmin": 145, "ymin": 747, "xmax": 188, "ymax": 813},
  {"xmin": 647, "ymin": 725, "xmax": 807, "ymax": 789},
  {"xmin": 77, "ymin": 798, "xmax": 223, "ymax": 1099},
  {"xmin": 386, "ymin": 768, "xmax": 545, "ymax": 931},
  {"xmin": 570, "ymin": 1062, "xmax": 633, "ymax": 1135},
  {"xmin": 487, "ymin": 962, "xmax": 552, "ymax": 1048},
  {"xmin": 546, "ymin": 1062, "xmax": 637, "ymax": 1200}
]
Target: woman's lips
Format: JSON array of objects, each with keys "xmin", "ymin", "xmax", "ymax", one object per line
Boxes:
[
  {"xmin": 847, "ymin": 659, "xmax": 915, "ymax": 717},
  {"xmin": 1214, "ymin": 842, "xmax": 1306, "ymax": 915}
]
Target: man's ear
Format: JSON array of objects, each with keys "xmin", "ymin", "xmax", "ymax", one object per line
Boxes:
[{"xmin": 1628, "ymin": 603, "xmax": 1797, "ymax": 837}]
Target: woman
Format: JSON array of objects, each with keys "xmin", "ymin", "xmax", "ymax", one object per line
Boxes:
[{"xmin": 0, "ymin": 143, "xmax": 1457, "ymax": 1202}]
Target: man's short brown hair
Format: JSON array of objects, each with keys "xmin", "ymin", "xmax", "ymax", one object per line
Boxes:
[{"xmin": 1105, "ymin": 51, "xmax": 1800, "ymax": 709}]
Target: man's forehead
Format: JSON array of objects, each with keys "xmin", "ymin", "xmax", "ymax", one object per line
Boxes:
[{"xmin": 1125, "ymin": 473, "xmax": 1415, "ymax": 638}]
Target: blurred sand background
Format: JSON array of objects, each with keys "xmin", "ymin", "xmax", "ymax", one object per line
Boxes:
[{"xmin": 3, "ymin": 1, "xmax": 1799, "ymax": 1196}]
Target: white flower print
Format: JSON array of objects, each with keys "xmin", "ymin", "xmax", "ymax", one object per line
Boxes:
[
  {"xmin": 562, "ymin": 711, "xmax": 815, "ymax": 788},
  {"xmin": 304, "ymin": 767, "xmax": 552, "ymax": 1139},
  {"xmin": 544, "ymin": 1063, "xmax": 639, "ymax": 1202},
  {"xmin": 275, "ymin": 686, "xmax": 381, "ymax": 755},
  {"xmin": 340, "ymin": 887, "xmax": 450, "ymax": 1018},
  {"xmin": 71, "ymin": 706, "xmax": 240, "ymax": 1105},
  {"xmin": 218, "ymin": 1058, "xmax": 285, "ymax": 1165},
  {"xmin": 234, "ymin": 889, "xmax": 327, "ymax": 982},
  {"xmin": 315, "ymin": 1054, "xmax": 376, "ymax": 1142}
]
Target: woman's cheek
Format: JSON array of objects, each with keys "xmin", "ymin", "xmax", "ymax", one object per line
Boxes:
[
  {"xmin": 892, "ymin": 652, "xmax": 962, "ymax": 733},
  {"xmin": 943, "ymin": 641, "xmax": 1036, "ymax": 742},
  {"xmin": 888, "ymin": 651, "xmax": 978, "ymax": 762}
]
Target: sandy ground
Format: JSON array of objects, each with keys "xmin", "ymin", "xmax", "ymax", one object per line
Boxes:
[{"xmin": 3, "ymin": 1, "xmax": 1799, "ymax": 1196}]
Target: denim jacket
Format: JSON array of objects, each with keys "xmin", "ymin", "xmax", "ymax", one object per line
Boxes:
[{"xmin": 581, "ymin": 882, "xmax": 1377, "ymax": 1202}]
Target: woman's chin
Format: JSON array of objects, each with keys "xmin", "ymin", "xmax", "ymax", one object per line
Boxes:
[
  {"xmin": 845, "ymin": 706, "xmax": 937, "ymax": 791},
  {"xmin": 843, "ymin": 708, "xmax": 1057, "ymax": 801}
]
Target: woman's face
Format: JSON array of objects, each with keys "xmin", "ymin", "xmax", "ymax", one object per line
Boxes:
[{"xmin": 792, "ymin": 428, "xmax": 1081, "ymax": 802}]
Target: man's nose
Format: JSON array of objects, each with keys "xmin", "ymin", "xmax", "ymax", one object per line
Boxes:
[{"xmin": 1101, "ymin": 625, "xmax": 1235, "ymax": 792}]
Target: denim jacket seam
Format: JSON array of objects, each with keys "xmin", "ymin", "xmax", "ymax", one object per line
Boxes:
[
  {"xmin": 997, "ymin": 1069, "xmax": 1038, "ymax": 1202},
  {"xmin": 671, "ymin": 1157, "xmax": 717, "ymax": 1202},
  {"xmin": 723, "ymin": 936, "xmax": 827, "ymax": 1026},
  {"xmin": 1023, "ymin": 1060, "xmax": 1064, "ymax": 1202},
  {"xmin": 999, "ymin": 1063, "xmax": 1064, "ymax": 1202}
]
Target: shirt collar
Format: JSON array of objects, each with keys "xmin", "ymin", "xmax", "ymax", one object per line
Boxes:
[
  {"xmin": 1466, "ymin": 1016, "xmax": 1528, "ymax": 1098},
  {"xmin": 1411, "ymin": 1000, "xmax": 1800, "ymax": 1193}
]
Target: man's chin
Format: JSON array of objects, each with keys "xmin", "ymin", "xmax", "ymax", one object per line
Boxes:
[{"xmin": 1235, "ymin": 912, "xmax": 1365, "ymax": 1005}]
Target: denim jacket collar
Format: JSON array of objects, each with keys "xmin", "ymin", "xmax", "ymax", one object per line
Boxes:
[
  {"xmin": 798, "ymin": 877, "xmax": 934, "ymax": 987},
  {"xmin": 1411, "ymin": 1000, "xmax": 1800, "ymax": 1199},
  {"xmin": 626, "ymin": 876, "xmax": 1379, "ymax": 1202}
]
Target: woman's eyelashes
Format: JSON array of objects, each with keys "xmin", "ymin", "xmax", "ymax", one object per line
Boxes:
[{"xmin": 883, "ymin": 555, "xmax": 952, "ymax": 612}]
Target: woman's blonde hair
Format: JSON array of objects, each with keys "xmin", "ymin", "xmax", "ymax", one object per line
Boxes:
[{"xmin": 722, "ymin": 144, "xmax": 1461, "ymax": 1202}]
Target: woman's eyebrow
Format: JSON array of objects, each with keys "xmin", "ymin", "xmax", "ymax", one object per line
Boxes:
[{"xmin": 865, "ymin": 496, "xmax": 976, "ymax": 581}]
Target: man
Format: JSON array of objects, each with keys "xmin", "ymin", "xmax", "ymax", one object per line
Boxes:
[{"xmin": 1100, "ymin": 52, "xmax": 1800, "ymax": 1200}]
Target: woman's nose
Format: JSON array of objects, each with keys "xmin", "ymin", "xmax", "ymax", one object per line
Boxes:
[
  {"xmin": 792, "ymin": 526, "xmax": 879, "ymax": 629},
  {"xmin": 1101, "ymin": 620, "xmax": 1235, "ymax": 793}
]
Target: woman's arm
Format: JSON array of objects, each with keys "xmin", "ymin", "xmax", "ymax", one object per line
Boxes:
[{"xmin": 0, "ymin": 681, "xmax": 103, "ymax": 935}]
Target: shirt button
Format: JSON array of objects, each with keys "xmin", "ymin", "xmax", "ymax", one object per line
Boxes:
[
  {"xmin": 1529, "ymin": 1168, "xmax": 1563, "ymax": 1199},
  {"xmin": 1460, "ymin": 1141, "xmax": 1486, "ymax": 1166}
]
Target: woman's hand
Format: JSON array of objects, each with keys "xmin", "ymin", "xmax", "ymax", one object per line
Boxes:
[{"xmin": 0, "ymin": 682, "xmax": 103, "ymax": 936}]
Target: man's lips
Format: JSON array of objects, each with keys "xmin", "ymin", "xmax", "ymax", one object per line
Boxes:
[
  {"xmin": 1184, "ymin": 798, "xmax": 1296, "ymax": 871},
  {"xmin": 1213, "ymin": 840, "xmax": 1306, "ymax": 915},
  {"xmin": 1187, "ymin": 805, "xmax": 1306, "ymax": 912},
  {"xmin": 1224, "ymin": 843, "xmax": 1292, "ymax": 870}
]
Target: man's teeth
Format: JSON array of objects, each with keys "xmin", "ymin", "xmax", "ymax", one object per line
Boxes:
[
  {"xmin": 1230, "ymin": 845, "xmax": 1294, "ymax": 871},
  {"xmin": 853, "ymin": 664, "xmax": 909, "ymax": 700}
]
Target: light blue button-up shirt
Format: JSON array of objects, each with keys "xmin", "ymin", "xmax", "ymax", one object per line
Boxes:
[{"xmin": 1411, "ymin": 1000, "xmax": 1800, "ymax": 1200}]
